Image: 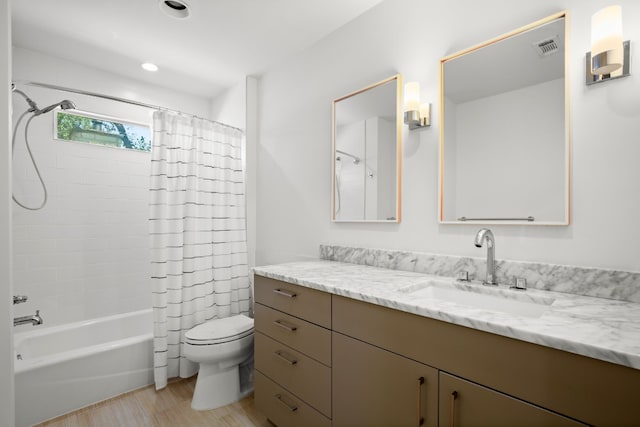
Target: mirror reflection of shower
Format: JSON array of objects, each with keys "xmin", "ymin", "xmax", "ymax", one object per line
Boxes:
[
  {"xmin": 335, "ymin": 149, "xmax": 379, "ymax": 217},
  {"xmin": 11, "ymin": 83, "xmax": 76, "ymax": 210},
  {"xmin": 334, "ymin": 115, "xmax": 395, "ymax": 221},
  {"xmin": 334, "ymin": 149, "xmax": 362, "ymax": 216},
  {"xmin": 336, "ymin": 149, "xmax": 360, "ymax": 165}
]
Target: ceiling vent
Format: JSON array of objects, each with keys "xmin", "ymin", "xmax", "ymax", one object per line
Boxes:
[{"xmin": 533, "ymin": 36, "xmax": 560, "ymax": 57}]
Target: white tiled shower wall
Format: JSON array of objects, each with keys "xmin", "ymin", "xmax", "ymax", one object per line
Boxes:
[
  {"xmin": 12, "ymin": 136, "xmax": 151, "ymax": 325},
  {"xmin": 11, "ymin": 47, "xmax": 212, "ymax": 326}
]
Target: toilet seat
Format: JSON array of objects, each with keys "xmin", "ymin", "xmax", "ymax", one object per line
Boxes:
[{"xmin": 185, "ymin": 315, "xmax": 254, "ymax": 345}]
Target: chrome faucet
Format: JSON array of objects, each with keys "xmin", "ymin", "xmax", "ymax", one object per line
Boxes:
[
  {"xmin": 14, "ymin": 310, "xmax": 43, "ymax": 327},
  {"xmin": 474, "ymin": 228, "xmax": 498, "ymax": 285}
]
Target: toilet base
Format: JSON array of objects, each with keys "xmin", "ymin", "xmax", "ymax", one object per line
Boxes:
[{"xmin": 191, "ymin": 364, "xmax": 241, "ymax": 411}]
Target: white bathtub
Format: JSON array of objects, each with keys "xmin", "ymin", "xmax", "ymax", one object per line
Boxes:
[{"xmin": 14, "ymin": 309, "xmax": 154, "ymax": 427}]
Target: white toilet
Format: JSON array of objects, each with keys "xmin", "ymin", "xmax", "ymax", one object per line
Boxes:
[{"xmin": 183, "ymin": 314, "xmax": 254, "ymax": 410}]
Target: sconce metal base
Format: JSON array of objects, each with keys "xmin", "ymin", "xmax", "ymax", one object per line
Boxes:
[
  {"xmin": 586, "ymin": 40, "xmax": 631, "ymax": 85},
  {"xmin": 404, "ymin": 108, "xmax": 431, "ymax": 130}
]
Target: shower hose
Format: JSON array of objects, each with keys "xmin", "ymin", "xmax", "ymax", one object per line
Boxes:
[{"xmin": 12, "ymin": 110, "xmax": 48, "ymax": 210}]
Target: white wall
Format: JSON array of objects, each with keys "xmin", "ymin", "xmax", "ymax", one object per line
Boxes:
[
  {"xmin": 246, "ymin": 77, "xmax": 258, "ymax": 282},
  {"xmin": 210, "ymin": 78, "xmax": 247, "ymax": 130},
  {"xmin": 209, "ymin": 77, "xmax": 257, "ymax": 287},
  {"xmin": 11, "ymin": 47, "xmax": 211, "ymax": 326},
  {"xmin": 256, "ymin": 0, "xmax": 640, "ymax": 273},
  {"xmin": 0, "ymin": 1, "xmax": 15, "ymax": 424}
]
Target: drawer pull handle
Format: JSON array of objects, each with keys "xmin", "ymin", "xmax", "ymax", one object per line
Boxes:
[
  {"xmin": 274, "ymin": 393, "xmax": 298, "ymax": 412},
  {"xmin": 417, "ymin": 376, "xmax": 425, "ymax": 426},
  {"xmin": 273, "ymin": 288, "xmax": 297, "ymax": 298},
  {"xmin": 274, "ymin": 319, "xmax": 298, "ymax": 332},
  {"xmin": 274, "ymin": 350, "xmax": 298, "ymax": 365},
  {"xmin": 450, "ymin": 390, "xmax": 458, "ymax": 427}
]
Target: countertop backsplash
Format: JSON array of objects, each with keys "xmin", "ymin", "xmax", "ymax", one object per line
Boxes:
[{"xmin": 320, "ymin": 244, "xmax": 640, "ymax": 304}]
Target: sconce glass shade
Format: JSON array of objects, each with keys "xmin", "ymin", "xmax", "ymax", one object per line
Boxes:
[
  {"xmin": 419, "ymin": 103, "xmax": 430, "ymax": 120},
  {"xmin": 404, "ymin": 82, "xmax": 420, "ymax": 112},
  {"xmin": 591, "ymin": 5, "xmax": 623, "ymax": 74}
]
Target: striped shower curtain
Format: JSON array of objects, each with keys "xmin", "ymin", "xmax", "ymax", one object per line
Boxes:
[{"xmin": 149, "ymin": 110, "xmax": 251, "ymax": 390}]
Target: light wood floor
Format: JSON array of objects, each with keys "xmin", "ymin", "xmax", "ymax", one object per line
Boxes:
[{"xmin": 36, "ymin": 376, "xmax": 272, "ymax": 427}]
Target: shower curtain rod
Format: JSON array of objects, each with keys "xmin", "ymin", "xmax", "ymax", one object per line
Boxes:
[{"xmin": 19, "ymin": 80, "xmax": 244, "ymax": 133}]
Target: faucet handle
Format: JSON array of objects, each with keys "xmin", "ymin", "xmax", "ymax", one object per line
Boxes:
[
  {"xmin": 13, "ymin": 295, "xmax": 28, "ymax": 305},
  {"xmin": 511, "ymin": 278, "xmax": 527, "ymax": 291},
  {"xmin": 456, "ymin": 271, "xmax": 470, "ymax": 282}
]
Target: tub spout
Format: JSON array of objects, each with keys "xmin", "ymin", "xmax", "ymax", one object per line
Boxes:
[{"xmin": 14, "ymin": 310, "xmax": 43, "ymax": 327}]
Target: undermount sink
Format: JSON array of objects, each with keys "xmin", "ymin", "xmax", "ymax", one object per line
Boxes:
[{"xmin": 398, "ymin": 280, "xmax": 555, "ymax": 318}]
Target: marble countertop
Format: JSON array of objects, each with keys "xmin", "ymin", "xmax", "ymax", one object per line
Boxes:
[{"xmin": 253, "ymin": 260, "xmax": 640, "ymax": 371}]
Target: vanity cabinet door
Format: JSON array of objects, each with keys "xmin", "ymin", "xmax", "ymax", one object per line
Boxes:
[
  {"xmin": 332, "ymin": 331, "xmax": 438, "ymax": 427},
  {"xmin": 438, "ymin": 372, "xmax": 588, "ymax": 427}
]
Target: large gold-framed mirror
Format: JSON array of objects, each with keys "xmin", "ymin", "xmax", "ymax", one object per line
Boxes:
[
  {"xmin": 439, "ymin": 12, "xmax": 570, "ymax": 225},
  {"xmin": 332, "ymin": 74, "xmax": 402, "ymax": 222}
]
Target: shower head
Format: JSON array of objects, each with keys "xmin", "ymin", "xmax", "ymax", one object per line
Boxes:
[
  {"xmin": 59, "ymin": 100, "xmax": 76, "ymax": 111},
  {"xmin": 34, "ymin": 99, "xmax": 76, "ymax": 116},
  {"xmin": 11, "ymin": 84, "xmax": 76, "ymax": 116}
]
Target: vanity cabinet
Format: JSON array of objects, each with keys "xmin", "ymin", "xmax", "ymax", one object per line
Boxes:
[
  {"xmin": 332, "ymin": 331, "xmax": 438, "ymax": 427},
  {"xmin": 254, "ymin": 276, "xmax": 332, "ymax": 427},
  {"xmin": 255, "ymin": 275, "xmax": 640, "ymax": 426},
  {"xmin": 333, "ymin": 295, "xmax": 639, "ymax": 426}
]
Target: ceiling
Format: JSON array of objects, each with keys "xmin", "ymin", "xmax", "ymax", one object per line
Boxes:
[{"xmin": 11, "ymin": 0, "xmax": 383, "ymax": 98}]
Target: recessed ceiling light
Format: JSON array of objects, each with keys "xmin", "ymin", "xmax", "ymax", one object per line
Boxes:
[
  {"xmin": 141, "ymin": 63, "xmax": 159, "ymax": 72},
  {"xmin": 159, "ymin": 0, "xmax": 191, "ymax": 19}
]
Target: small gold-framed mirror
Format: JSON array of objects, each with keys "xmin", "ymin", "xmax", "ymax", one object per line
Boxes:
[
  {"xmin": 332, "ymin": 74, "xmax": 402, "ymax": 222},
  {"xmin": 439, "ymin": 12, "xmax": 570, "ymax": 225}
]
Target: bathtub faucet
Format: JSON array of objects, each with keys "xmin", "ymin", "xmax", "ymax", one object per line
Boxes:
[{"xmin": 14, "ymin": 310, "xmax": 43, "ymax": 327}]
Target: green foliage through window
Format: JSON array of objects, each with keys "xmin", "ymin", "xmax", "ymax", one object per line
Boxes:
[{"xmin": 56, "ymin": 111, "xmax": 152, "ymax": 152}]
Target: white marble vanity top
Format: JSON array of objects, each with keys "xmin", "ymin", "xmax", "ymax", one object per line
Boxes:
[{"xmin": 253, "ymin": 260, "xmax": 640, "ymax": 371}]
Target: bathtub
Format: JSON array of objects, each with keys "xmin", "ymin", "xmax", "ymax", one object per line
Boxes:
[{"xmin": 14, "ymin": 309, "xmax": 154, "ymax": 427}]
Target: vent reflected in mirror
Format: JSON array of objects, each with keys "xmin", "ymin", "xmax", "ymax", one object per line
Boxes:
[{"xmin": 439, "ymin": 12, "xmax": 570, "ymax": 225}]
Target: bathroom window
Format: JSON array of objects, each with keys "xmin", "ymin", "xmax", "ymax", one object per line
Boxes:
[{"xmin": 55, "ymin": 110, "xmax": 152, "ymax": 152}]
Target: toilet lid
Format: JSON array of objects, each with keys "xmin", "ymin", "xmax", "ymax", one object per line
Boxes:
[{"xmin": 185, "ymin": 315, "xmax": 254, "ymax": 344}]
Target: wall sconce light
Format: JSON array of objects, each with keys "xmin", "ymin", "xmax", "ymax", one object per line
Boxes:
[
  {"xmin": 586, "ymin": 5, "xmax": 631, "ymax": 85},
  {"xmin": 403, "ymin": 82, "xmax": 430, "ymax": 130}
]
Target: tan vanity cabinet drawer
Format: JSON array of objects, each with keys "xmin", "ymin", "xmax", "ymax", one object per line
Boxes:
[
  {"xmin": 255, "ymin": 371, "xmax": 331, "ymax": 427},
  {"xmin": 255, "ymin": 332, "xmax": 331, "ymax": 417},
  {"xmin": 254, "ymin": 275, "xmax": 331, "ymax": 328},
  {"xmin": 439, "ymin": 372, "xmax": 588, "ymax": 427},
  {"xmin": 254, "ymin": 302, "xmax": 331, "ymax": 366}
]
